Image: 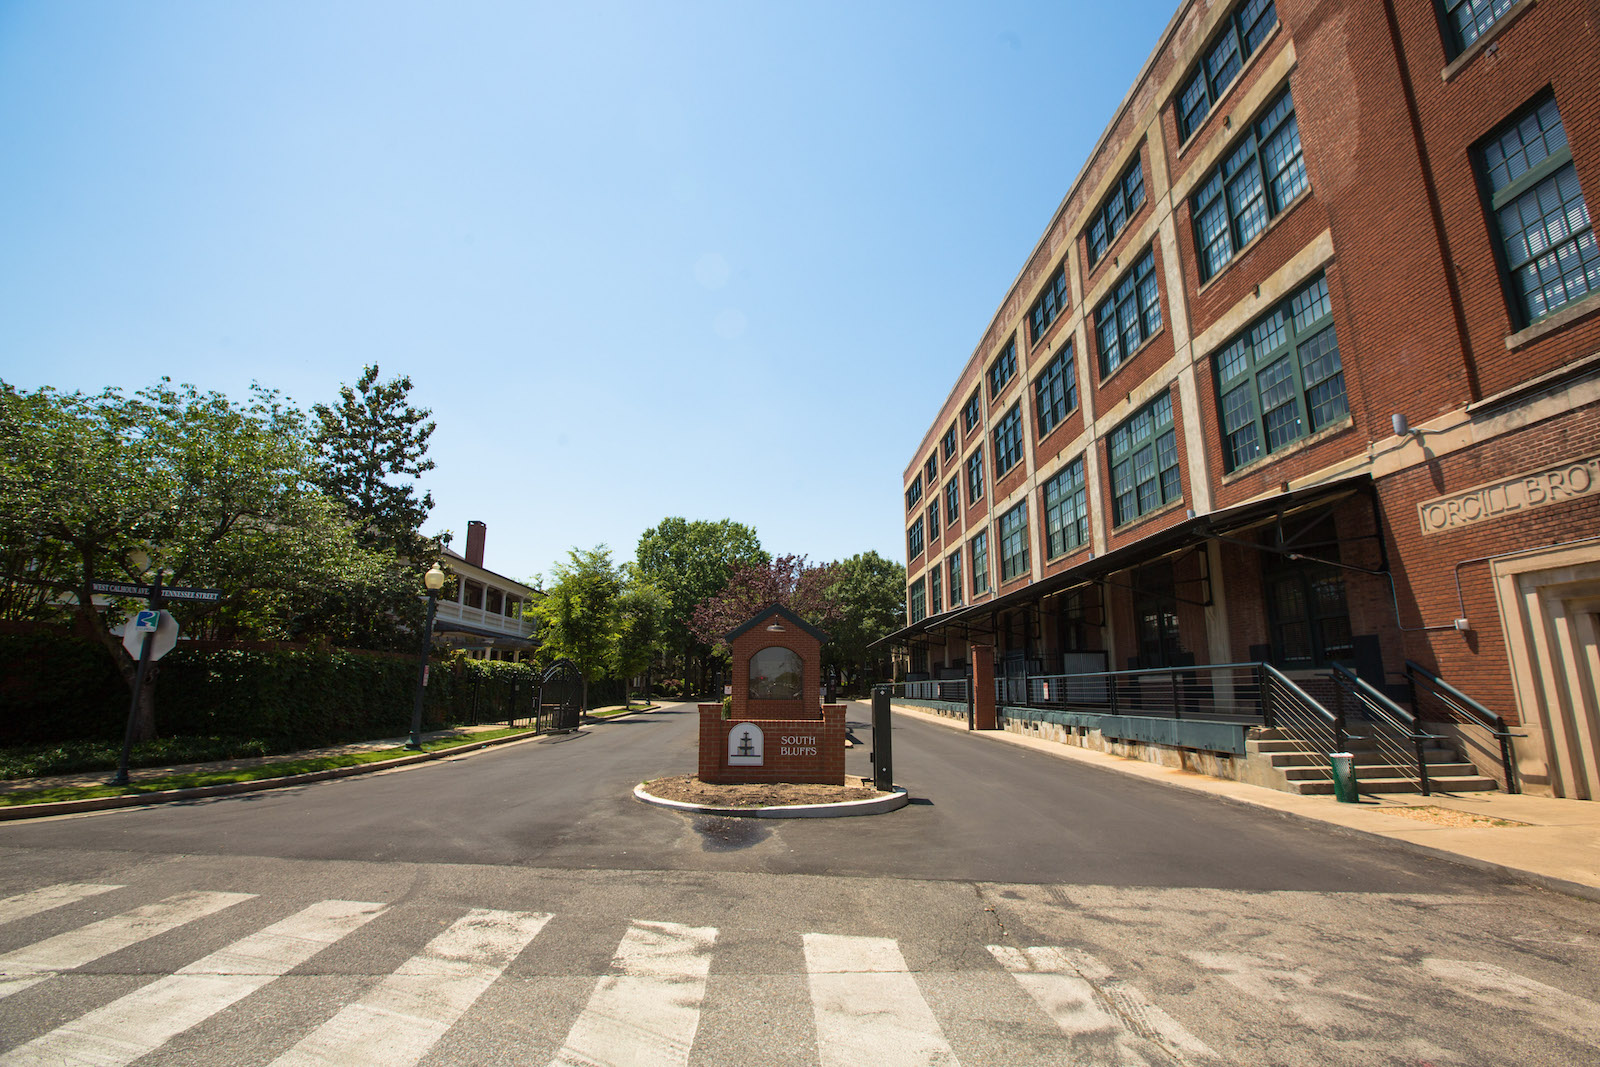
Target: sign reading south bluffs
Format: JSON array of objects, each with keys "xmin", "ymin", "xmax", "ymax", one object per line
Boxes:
[
  {"xmin": 697, "ymin": 604, "xmax": 846, "ymax": 786},
  {"xmin": 1417, "ymin": 454, "xmax": 1600, "ymax": 534}
]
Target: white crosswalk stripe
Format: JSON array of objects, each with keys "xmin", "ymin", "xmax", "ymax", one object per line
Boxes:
[
  {"xmin": 268, "ymin": 907, "xmax": 551, "ymax": 1067},
  {"xmin": 0, "ymin": 890, "xmax": 253, "ymax": 1001},
  {"xmin": 550, "ymin": 919, "xmax": 719, "ymax": 1067},
  {"xmin": 0, "ymin": 899, "xmax": 387, "ymax": 1067},
  {"xmin": 0, "ymin": 884, "xmax": 123, "ymax": 927},
  {"xmin": 804, "ymin": 932, "xmax": 960, "ymax": 1067},
  {"xmin": 1422, "ymin": 958, "xmax": 1600, "ymax": 1045},
  {"xmin": 989, "ymin": 945, "xmax": 1219, "ymax": 1066}
]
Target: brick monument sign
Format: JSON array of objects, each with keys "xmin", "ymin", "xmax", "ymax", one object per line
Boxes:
[{"xmin": 698, "ymin": 604, "xmax": 845, "ymax": 785}]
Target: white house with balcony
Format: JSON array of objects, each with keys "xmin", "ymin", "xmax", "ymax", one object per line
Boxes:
[{"xmin": 433, "ymin": 520, "xmax": 538, "ymax": 661}]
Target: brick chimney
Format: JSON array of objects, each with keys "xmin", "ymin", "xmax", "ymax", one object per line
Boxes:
[{"xmin": 465, "ymin": 521, "xmax": 486, "ymax": 568}]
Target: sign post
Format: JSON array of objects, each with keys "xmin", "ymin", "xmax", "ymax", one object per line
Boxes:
[{"xmin": 112, "ymin": 573, "xmax": 163, "ymax": 786}]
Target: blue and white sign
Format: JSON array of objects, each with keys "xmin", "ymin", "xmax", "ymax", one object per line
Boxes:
[{"xmin": 133, "ymin": 610, "xmax": 161, "ymax": 632}]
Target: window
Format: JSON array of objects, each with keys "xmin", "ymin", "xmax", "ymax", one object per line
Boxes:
[
  {"xmin": 1215, "ymin": 273, "xmax": 1348, "ymax": 470},
  {"xmin": 925, "ymin": 454, "xmax": 938, "ymax": 483},
  {"xmin": 966, "ymin": 447, "xmax": 985, "ymax": 505},
  {"xmin": 1087, "ymin": 157, "xmax": 1148, "ymax": 266},
  {"xmin": 909, "ymin": 578, "xmax": 926, "ymax": 624},
  {"xmin": 1133, "ymin": 562, "xmax": 1184, "ymax": 669},
  {"xmin": 1109, "ymin": 391, "xmax": 1181, "ymax": 525},
  {"xmin": 907, "ymin": 517, "xmax": 924, "ymax": 560},
  {"xmin": 927, "ymin": 503, "xmax": 940, "ymax": 544},
  {"xmin": 1480, "ymin": 96, "xmax": 1598, "ymax": 326},
  {"xmin": 962, "ymin": 390, "xmax": 982, "ymax": 433},
  {"xmin": 993, "ymin": 404, "xmax": 1024, "ymax": 477},
  {"xmin": 998, "ymin": 501, "xmax": 1030, "ymax": 583},
  {"xmin": 1263, "ymin": 518, "xmax": 1353, "ymax": 668},
  {"xmin": 930, "ymin": 564, "xmax": 943, "ymax": 615},
  {"xmin": 988, "ymin": 340, "xmax": 1017, "ymax": 399},
  {"xmin": 1042, "ymin": 457, "xmax": 1089, "ymax": 559},
  {"xmin": 945, "ymin": 477, "xmax": 960, "ymax": 527},
  {"xmin": 1177, "ymin": 0, "xmax": 1279, "ymax": 142},
  {"xmin": 750, "ymin": 647, "xmax": 803, "ymax": 700},
  {"xmin": 1444, "ymin": 0, "xmax": 1514, "ymax": 56},
  {"xmin": 1035, "ymin": 344, "xmax": 1078, "ymax": 438},
  {"xmin": 947, "ymin": 551, "xmax": 963, "ymax": 607},
  {"xmin": 1028, "ymin": 267, "xmax": 1071, "ymax": 345},
  {"xmin": 1095, "ymin": 246, "xmax": 1162, "ymax": 376},
  {"xmin": 970, "ymin": 530, "xmax": 990, "ymax": 596},
  {"xmin": 942, "ymin": 424, "xmax": 958, "ymax": 460},
  {"xmin": 1192, "ymin": 88, "xmax": 1308, "ymax": 283},
  {"xmin": 905, "ymin": 474, "xmax": 922, "ymax": 512}
]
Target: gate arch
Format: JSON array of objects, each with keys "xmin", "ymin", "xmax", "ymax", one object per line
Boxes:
[{"xmin": 540, "ymin": 658, "xmax": 583, "ymax": 732}]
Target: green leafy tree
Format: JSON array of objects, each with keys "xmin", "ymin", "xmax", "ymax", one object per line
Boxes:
[
  {"xmin": 533, "ymin": 546, "xmax": 622, "ymax": 711},
  {"xmin": 635, "ymin": 517, "xmax": 765, "ymax": 693},
  {"xmin": 688, "ymin": 554, "xmax": 840, "ymax": 653},
  {"xmin": 613, "ymin": 576, "xmax": 668, "ymax": 704},
  {"xmin": 0, "ymin": 379, "xmax": 386, "ymax": 740},
  {"xmin": 824, "ymin": 550, "xmax": 907, "ymax": 690},
  {"xmin": 305, "ymin": 365, "xmax": 444, "ymax": 649}
]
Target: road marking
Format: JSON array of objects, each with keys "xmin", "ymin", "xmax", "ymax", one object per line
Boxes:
[
  {"xmin": 1422, "ymin": 958, "xmax": 1600, "ymax": 1044},
  {"xmin": 0, "ymin": 899, "xmax": 387, "ymax": 1067},
  {"xmin": 0, "ymin": 884, "xmax": 123, "ymax": 927},
  {"xmin": 550, "ymin": 919, "xmax": 718, "ymax": 1067},
  {"xmin": 989, "ymin": 945, "xmax": 1217, "ymax": 1066},
  {"xmin": 270, "ymin": 908, "xmax": 551, "ymax": 1067},
  {"xmin": 804, "ymin": 932, "xmax": 959, "ymax": 1067},
  {"xmin": 0, "ymin": 890, "xmax": 254, "ymax": 1001}
]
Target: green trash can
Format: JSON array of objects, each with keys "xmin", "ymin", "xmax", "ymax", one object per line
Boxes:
[{"xmin": 1329, "ymin": 752, "xmax": 1358, "ymax": 803}]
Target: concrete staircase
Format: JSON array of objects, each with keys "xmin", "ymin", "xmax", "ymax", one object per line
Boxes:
[{"xmin": 1246, "ymin": 727, "xmax": 1499, "ymax": 796}]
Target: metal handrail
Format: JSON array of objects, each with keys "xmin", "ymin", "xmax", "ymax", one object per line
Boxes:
[
  {"xmin": 1404, "ymin": 659, "xmax": 1522, "ymax": 794},
  {"xmin": 1329, "ymin": 663, "xmax": 1443, "ymax": 796},
  {"xmin": 1260, "ymin": 663, "xmax": 1344, "ymax": 757}
]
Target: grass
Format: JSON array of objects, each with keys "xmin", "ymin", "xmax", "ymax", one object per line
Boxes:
[
  {"xmin": 0, "ymin": 727, "xmax": 536, "ymax": 808},
  {"xmin": 0, "ymin": 736, "xmax": 285, "ymax": 780}
]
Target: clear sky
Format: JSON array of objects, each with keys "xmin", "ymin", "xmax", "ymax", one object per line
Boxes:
[{"xmin": 0, "ymin": 0, "xmax": 1178, "ymax": 584}]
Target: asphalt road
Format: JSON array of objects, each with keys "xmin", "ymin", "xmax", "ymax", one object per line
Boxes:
[{"xmin": 2, "ymin": 702, "xmax": 1598, "ymax": 1066}]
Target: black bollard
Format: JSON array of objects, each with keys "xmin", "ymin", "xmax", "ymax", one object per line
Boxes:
[{"xmin": 871, "ymin": 684, "xmax": 894, "ymax": 791}]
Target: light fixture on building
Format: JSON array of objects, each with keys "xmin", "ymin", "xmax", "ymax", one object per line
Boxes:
[{"xmin": 1392, "ymin": 412, "xmax": 1418, "ymax": 437}]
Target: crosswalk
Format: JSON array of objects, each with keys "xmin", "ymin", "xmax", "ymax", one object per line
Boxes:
[{"xmin": 1, "ymin": 881, "xmax": 1598, "ymax": 1066}]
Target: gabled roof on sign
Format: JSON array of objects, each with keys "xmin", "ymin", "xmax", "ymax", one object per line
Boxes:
[{"xmin": 723, "ymin": 602, "xmax": 831, "ymax": 645}]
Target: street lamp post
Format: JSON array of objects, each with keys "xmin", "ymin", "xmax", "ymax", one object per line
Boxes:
[{"xmin": 409, "ymin": 563, "xmax": 446, "ymax": 750}]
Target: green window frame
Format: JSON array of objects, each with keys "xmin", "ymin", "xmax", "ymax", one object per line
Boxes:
[
  {"xmin": 947, "ymin": 551, "xmax": 963, "ymax": 607},
  {"xmin": 1042, "ymin": 457, "xmax": 1089, "ymax": 559},
  {"xmin": 1443, "ymin": 0, "xmax": 1514, "ymax": 56},
  {"xmin": 927, "ymin": 504, "xmax": 940, "ymax": 545},
  {"xmin": 1263, "ymin": 519, "xmax": 1353, "ymax": 669},
  {"xmin": 929, "ymin": 564, "xmax": 942, "ymax": 615},
  {"xmin": 1177, "ymin": 0, "xmax": 1278, "ymax": 143},
  {"xmin": 971, "ymin": 530, "xmax": 990, "ymax": 596},
  {"xmin": 1095, "ymin": 246, "xmax": 1162, "ymax": 377},
  {"xmin": 1480, "ymin": 96, "xmax": 1598, "ymax": 326},
  {"xmin": 962, "ymin": 389, "xmax": 982, "ymax": 432},
  {"xmin": 925, "ymin": 454, "xmax": 938, "ymax": 483},
  {"xmin": 941, "ymin": 424, "xmax": 958, "ymax": 460},
  {"xmin": 909, "ymin": 577, "xmax": 926, "ymax": 624},
  {"xmin": 1087, "ymin": 157, "xmax": 1148, "ymax": 267},
  {"xmin": 1028, "ymin": 267, "xmax": 1071, "ymax": 345},
  {"xmin": 1109, "ymin": 391, "xmax": 1181, "ymax": 525},
  {"xmin": 1192, "ymin": 88, "xmax": 1307, "ymax": 283},
  {"xmin": 1034, "ymin": 343, "xmax": 1078, "ymax": 438},
  {"xmin": 998, "ymin": 501, "xmax": 1030, "ymax": 583},
  {"xmin": 966, "ymin": 446, "xmax": 985, "ymax": 505},
  {"xmin": 905, "ymin": 474, "xmax": 922, "ymax": 512},
  {"xmin": 988, "ymin": 340, "xmax": 1017, "ymax": 399},
  {"xmin": 907, "ymin": 517, "xmax": 924, "ymax": 561},
  {"xmin": 945, "ymin": 476, "xmax": 960, "ymax": 527},
  {"xmin": 1215, "ymin": 274, "xmax": 1347, "ymax": 471},
  {"xmin": 993, "ymin": 404, "xmax": 1024, "ymax": 477}
]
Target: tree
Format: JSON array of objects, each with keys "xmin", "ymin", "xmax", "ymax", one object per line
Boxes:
[
  {"xmin": 688, "ymin": 553, "xmax": 840, "ymax": 653},
  {"xmin": 0, "ymin": 379, "xmax": 386, "ymax": 740},
  {"xmin": 613, "ymin": 577, "xmax": 668, "ymax": 704},
  {"xmin": 824, "ymin": 550, "xmax": 907, "ymax": 690},
  {"xmin": 304, "ymin": 365, "xmax": 444, "ymax": 650},
  {"xmin": 635, "ymin": 518, "xmax": 766, "ymax": 691},
  {"xmin": 533, "ymin": 546, "xmax": 622, "ymax": 711}
]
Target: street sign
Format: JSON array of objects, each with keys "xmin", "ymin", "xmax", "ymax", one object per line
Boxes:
[
  {"xmin": 90, "ymin": 580, "xmax": 222, "ymax": 603},
  {"xmin": 92, "ymin": 581, "xmax": 152, "ymax": 598},
  {"xmin": 132, "ymin": 609, "xmax": 161, "ymax": 632},
  {"xmin": 122, "ymin": 610, "xmax": 179, "ymax": 661},
  {"xmin": 162, "ymin": 587, "xmax": 223, "ymax": 603}
]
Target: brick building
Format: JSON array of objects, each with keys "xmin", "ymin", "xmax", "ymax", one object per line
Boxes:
[{"xmin": 890, "ymin": 0, "xmax": 1600, "ymax": 798}]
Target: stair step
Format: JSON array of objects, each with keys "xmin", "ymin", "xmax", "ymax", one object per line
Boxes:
[
  {"xmin": 1266, "ymin": 751, "xmax": 1466, "ymax": 768},
  {"xmin": 1287, "ymin": 776, "xmax": 1500, "ymax": 795}
]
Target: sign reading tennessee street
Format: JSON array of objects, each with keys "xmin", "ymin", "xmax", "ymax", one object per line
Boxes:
[{"xmin": 91, "ymin": 580, "xmax": 223, "ymax": 602}]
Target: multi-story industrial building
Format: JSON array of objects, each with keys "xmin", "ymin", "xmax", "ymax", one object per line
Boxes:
[{"xmin": 890, "ymin": 0, "xmax": 1600, "ymax": 798}]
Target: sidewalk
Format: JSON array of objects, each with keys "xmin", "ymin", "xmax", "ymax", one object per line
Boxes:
[{"xmin": 895, "ymin": 703, "xmax": 1600, "ymax": 902}]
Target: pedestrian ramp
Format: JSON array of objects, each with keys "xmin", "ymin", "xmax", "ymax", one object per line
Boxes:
[{"xmin": 1, "ymin": 882, "xmax": 1597, "ymax": 1065}]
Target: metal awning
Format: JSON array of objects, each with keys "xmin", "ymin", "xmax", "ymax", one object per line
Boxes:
[{"xmin": 870, "ymin": 473, "xmax": 1372, "ymax": 649}]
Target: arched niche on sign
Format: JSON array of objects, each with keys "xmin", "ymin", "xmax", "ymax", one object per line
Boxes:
[
  {"xmin": 727, "ymin": 721, "xmax": 764, "ymax": 765},
  {"xmin": 749, "ymin": 646, "xmax": 803, "ymax": 700}
]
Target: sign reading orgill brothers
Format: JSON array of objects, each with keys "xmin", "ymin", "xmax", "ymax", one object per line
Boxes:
[{"xmin": 698, "ymin": 603, "xmax": 845, "ymax": 785}]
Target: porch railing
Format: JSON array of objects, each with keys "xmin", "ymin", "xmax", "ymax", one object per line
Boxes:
[
  {"xmin": 1328, "ymin": 662, "xmax": 1443, "ymax": 796},
  {"xmin": 1259, "ymin": 663, "xmax": 1344, "ymax": 755},
  {"xmin": 1021, "ymin": 662, "xmax": 1267, "ymax": 723},
  {"xmin": 1404, "ymin": 659, "xmax": 1522, "ymax": 794}
]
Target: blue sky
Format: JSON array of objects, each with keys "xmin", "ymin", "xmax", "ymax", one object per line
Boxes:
[{"xmin": 0, "ymin": 0, "xmax": 1176, "ymax": 584}]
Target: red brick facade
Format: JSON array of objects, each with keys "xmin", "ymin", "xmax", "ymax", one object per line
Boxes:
[{"xmin": 697, "ymin": 705, "xmax": 847, "ymax": 786}]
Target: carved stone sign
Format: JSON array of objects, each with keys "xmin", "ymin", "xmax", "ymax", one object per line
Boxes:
[
  {"xmin": 728, "ymin": 722, "xmax": 764, "ymax": 766},
  {"xmin": 1418, "ymin": 454, "xmax": 1600, "ymax": 534}
]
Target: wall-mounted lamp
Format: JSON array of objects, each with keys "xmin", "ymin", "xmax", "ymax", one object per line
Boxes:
[{"xmin": 1392, "ymin": 413, "xmax": 1419, "ymax": 437}]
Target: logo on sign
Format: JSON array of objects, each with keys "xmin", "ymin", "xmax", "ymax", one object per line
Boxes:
[{"xmin": 133, "ymin": 610, "xmax": 161, "ymax": 632}]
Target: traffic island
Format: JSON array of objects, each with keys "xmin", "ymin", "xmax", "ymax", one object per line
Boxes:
[{"xmin": 634, "ymin": 774, "xmax": 908, "ymax": 819}]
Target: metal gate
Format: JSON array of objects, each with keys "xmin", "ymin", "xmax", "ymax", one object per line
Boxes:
[{"xmin": 539, "ymin": 658, "xmax": 583, "ymax": 732}]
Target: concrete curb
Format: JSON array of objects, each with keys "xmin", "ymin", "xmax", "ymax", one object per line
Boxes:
[
  {"xmin": 633, "ymin": 782, "xmax": 910, "ymax": 819},
  {"xmin": 0, "ymin": 729, "xmax": 550, "ymax": 822}
]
